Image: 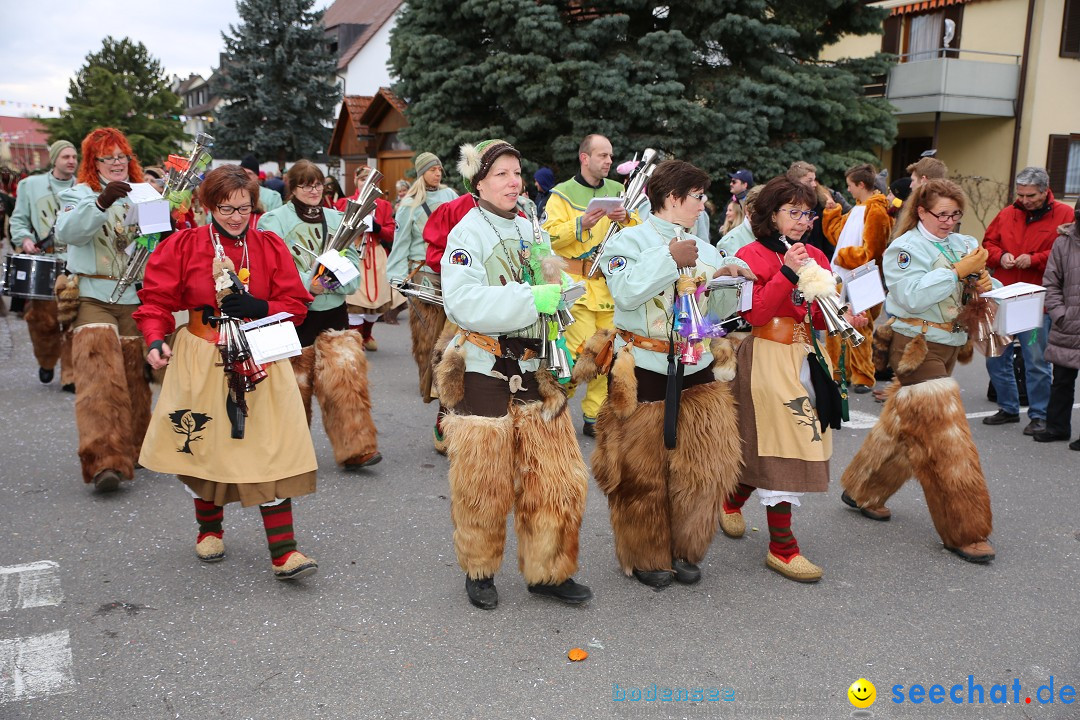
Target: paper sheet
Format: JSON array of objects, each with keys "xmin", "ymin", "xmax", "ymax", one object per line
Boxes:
[
  {"xmin": 318, "ymin": 250, "xmax": 360, "ymax": 285},
  {"xmin": 845, "ymin": 261, "xmax": 886, "ymax": 315},
  {"xmin": 585, "ymin": 197, "xmax": 624, "ymax": 215}
]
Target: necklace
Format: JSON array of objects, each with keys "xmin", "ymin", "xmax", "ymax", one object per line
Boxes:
[
  {"xmin": 477, "ymin": 205, "xmax": 527, "ymax": 283},
  {"xmin": 212, "ymin": 228, "xmax": 251, "ymax": 288}
]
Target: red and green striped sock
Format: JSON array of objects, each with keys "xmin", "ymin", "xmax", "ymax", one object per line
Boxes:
[
  {"xmin": 259, "ymin": 499, "xmax": 297, "ymax": 565},
  {"xmin": 766, "ymin": 502, "xmax": 799, "ymax": 561},
  {"xmin": 723, "ymin": 483, "xmax": 755, "ymax": 514},
  {"xmin": 194, "ymin": 498, "xmax": 224, "ymax": 543}
]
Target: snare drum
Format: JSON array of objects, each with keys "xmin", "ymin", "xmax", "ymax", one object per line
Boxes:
[{"xmin": 1, "ymin": 254, "xmax": 67, "ymax": 300}]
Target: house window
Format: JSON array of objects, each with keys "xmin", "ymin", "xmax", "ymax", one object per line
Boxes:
[
  {"xmin": 1047, "ymin": 134, "xmax": 1080, "ymax": 196},
  {"xmin": 907, "ymin": 12, "xmax": 944, "ymax": 61},
  {"xmin": 894, "ymin": 4, "xmax": 964, "ymax": 62},
  {"xmin": 1063, "ymin": 0, "xmax": 1080, "ymax": 58}
]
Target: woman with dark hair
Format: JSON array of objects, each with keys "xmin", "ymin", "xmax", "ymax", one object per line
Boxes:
[
  {"xmin": 134, "ymin": 165, "xmax": 320, "ymax": 580},
  {"xmin": 258, "ymin": 160, "xmax": 381, "ymax": 470},
  {"xmin": 322, "ymin": 176, "xmax": 345, "ymax": 209},
  {"xmin": 588, "ymin": 159, "xmax": 752, "ymax": 588},
  {"xmin": 841, "ymin": 178, "xmax": 996, "ymax": 564},
  {"xmin": 724, "ymin": 176, "xmax": 842, "ymax": 583},
  {"xmin": 54, "ymin": 127, "xmax": 150, "ymax": 493}
]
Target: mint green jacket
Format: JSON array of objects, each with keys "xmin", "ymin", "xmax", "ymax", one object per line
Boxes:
[
  {"xmin": 387, "ymin": 186, "xmax": 458, "ymax": 282},
  {"xmin": 54, "ymin": 183, "xmax": 139, "ymax": 304},
  {"xmin": 10, "ymin": 172, "xmax": 74, "ymax": 256},
  {"xmin": 258, "ymin": 204, "xmax": 360, "ymax": 312}
]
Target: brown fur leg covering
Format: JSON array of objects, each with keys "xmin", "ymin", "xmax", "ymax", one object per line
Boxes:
[
  {"xmin": 121, "ymin": 337, "xmax": 152, "ymax": 458},
  {"xmin": 513, "ymin": 403, "xmax": 588, "ymax": 584},
  {"xmin": 897, "ymin": 378, "xmax": 993, "ymax": 547},
  {"xmin": 841, "ymin": 380, "xmax": 913, "ymax": 508},
  {"xmin": 709, "ymin": 337, "xmax": 737, "ymax": 382},
  {"xmin": 896, "ymin": 333, "xmax": 929, "ymax": 376},
  {"xmin": 289, "ymin": 345, "xmax": 316, "ymax": 425},
  {"xmin": 54, "ymin": 274, "xmax": 80, "ymax": 327},
  {"xmin": 592, "ymin": 397, "xmax": 672, "ymax": 574},
  {"xmin": 444, "ymin": 412, "xmax": 515, "ymax": 579},
  {"xmin": 534, "ymin": 368, "xmax": 569, "ymax": 421},
  {"xmin": 430, "ymin": 319, "xmax": 459, "ymax": 394},
  {"xmin": 957, "ymin": 339, "xmax": 974, "ymax": 365},
  {"xmin": 25, "ymin": 299, "xmax": 62, "ymax": 370},
  {"xmin": 408, "ymin": 300, "xmax": 446, "ymax": 402},
  {"xmin": 313, "ymin": 330, "xmax": 377, "ymax": 464},
  {"xmin": 434, "ymin": 340, "xmax": 465, "ymax": 410},
  {"xmin": 667, "ymin": 381, "xmax": 742, "ymax": 564},
  {"xmin": 72, "ymin": 325, "xmax": 134, "ymax": 483},
  {"xmin": 570, "ymin": 328, "xmax": 615, "ymax": 386},
  {"xmin": 59, "ymin": 329, "xmax": 74, "ymax": 386},
  {"xmin": 606, "ymin": 346, "xmax": 638, "ymax": 419},
  {"xmin": 872, "ymin": 324, "xmax": 894, "ymax": 374}
]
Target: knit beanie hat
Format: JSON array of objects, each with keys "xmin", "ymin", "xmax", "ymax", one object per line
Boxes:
[
  {"xmin": 49, "ymin": 140, "xmax": 75, "ymax": 165},
  {"xmin": 240, "ymin": 154, "xmax": 259, "ymax": 173},
  {"xmin": 533, "ymin": 167, "xmax": 555, "ymax": 193},
  {"xmin": 457, "ymin": 140, "xmax": 520, "ymax": 194},
  {"xmin": 414, "ymin": 152, "xmax": 441, "ymax": 177}
]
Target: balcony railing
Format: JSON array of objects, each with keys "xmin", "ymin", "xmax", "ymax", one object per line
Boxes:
[{"xmin": 884, "ymin": 48, "xmax": 1022, "ymax": 119}]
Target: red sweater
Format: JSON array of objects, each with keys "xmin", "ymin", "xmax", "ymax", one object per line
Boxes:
[
  {"xmin": 984, "ymin": 190, "xmax": 1074, "ymax": 286},
  {"xmin": 424, "ymin": 193, "xmax": 477, "ymax": 272},
  {"xmin": 134, "ymin": 224, "xmax": 313, "ymax": 346},
  {"xmin": 735, "ymin": 239, "xmax": 829, "ymax": 330},
  {"xmin": 335, "ymin": 195, "xmax": 395, "ymax": 248}
]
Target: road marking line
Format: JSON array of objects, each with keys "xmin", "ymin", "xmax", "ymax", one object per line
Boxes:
[
  {"xmin": 0, "ymin": 561, "xmax": 63, "ymax": 612},
  {"xmin": 847, "ymin": 403, "xmax": 1079, "ymax": 430},
  {"xmin": 0, "ymin": 630, "xmax": 76, "ymax": 704}
]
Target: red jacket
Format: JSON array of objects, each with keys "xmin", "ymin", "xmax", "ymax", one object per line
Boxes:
[
  {"xmin": 735, "ymin": 239, "xmax": 829, "ymax": 330},
  {"xmin": 335, "ymin": 194, "xmax": 395, "ymax": 248},
  {"xmin": 984, "ymin": 189, "xmax": 1074, "ymax": 286},
  {"xmin": 424, "ymin": 194, "xmax": 477, "ymax": 272}
]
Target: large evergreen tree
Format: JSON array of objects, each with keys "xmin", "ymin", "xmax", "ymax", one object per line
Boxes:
[
  {"xmin": 43, "ymin": 37, "xmax": 185, "ymax": 165},
  {"xmin": 390, "ymin": 0, "xmax": 895, "ymax": 188},
  {"xmin": 214, "ymin": 0, "xmax": 341, "ymax": 168}
]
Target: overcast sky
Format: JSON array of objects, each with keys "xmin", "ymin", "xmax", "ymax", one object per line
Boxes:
[{"xmin": 0, "ymin": 0, "xmax": 334, "ymax": 118}]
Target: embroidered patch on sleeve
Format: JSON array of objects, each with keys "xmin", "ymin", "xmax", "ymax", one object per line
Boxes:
[
  {"xmin": 448, "ymin": 248, "xmax": 472, "ymax": 266},
  {"xmin": 607, "ymin": 256, "xmax": 627, "ymax": 273},
  {"xmin": 896, "ymin": 251, "xmax": 911, "ymax": 269},
  {"xmin": 63, "ymin": 204, "xmax": 75, "ymax": 212}
]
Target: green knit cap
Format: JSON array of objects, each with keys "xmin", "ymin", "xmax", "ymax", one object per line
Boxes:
[{"xmin": 457, "ymin": 139, "xmax": 521, "ymax": 194}]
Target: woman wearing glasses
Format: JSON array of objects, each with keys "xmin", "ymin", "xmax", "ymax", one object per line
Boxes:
[
  {"xmin": 54, "ymin": 127, "xmax": 152, "ymax": 493},
  {"xmin": 724, "ymin": 176, "xmax": 841, "ymax": 583},
  {"xmin": 841, "ymin": 178, "xmax": 996, "ymax": 564},
  {"xmin": 135, "ymin": 165, "xmax": 321, "ymax": 579},
  {"xmin": 258, "ymin": 160, "xmax": 381, "ymax": 471}
]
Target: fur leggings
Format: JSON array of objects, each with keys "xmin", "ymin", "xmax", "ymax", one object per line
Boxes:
[
  {"xmin": 841, "ymin": 377, "xmax": 992, "ymax": 548},
  {"xmin": 71, "ymin": 324, "xmax": 150, "ymax": 483},
  {"xmin": 24, "ymin": 299, "xmax": 73, "ymax": 384},
  {"xmin": 407, "ymin": 300, "xmax": 446, "ymax": 402},
  {"xmin": 289, "ymin": 329, "xmax": 377, "ymax": 465}
]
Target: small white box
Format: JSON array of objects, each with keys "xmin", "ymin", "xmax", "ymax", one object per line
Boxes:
[
  {"xmin": 241, "ymin": 312, "xmax": 302, "ymax": 364},
  {"xmin": 981, "ymin": 282, "xmax": 1046, "ymax": 335}
]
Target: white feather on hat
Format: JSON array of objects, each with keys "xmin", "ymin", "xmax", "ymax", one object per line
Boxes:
[{"xmin": 458, "ymin": 142, "xmax": 482, "ymax": 182}]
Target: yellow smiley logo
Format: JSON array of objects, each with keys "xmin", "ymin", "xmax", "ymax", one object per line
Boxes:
[{"xmin": 848, "ymin": 678, "xmax": 876, "ymax": 708}]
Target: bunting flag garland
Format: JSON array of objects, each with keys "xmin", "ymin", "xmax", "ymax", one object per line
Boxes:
[{"xmin": 0, "ymin": 98, "xmax": 215, "ymax": 123}]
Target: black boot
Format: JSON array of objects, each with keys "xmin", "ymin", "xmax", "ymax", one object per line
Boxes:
[
  {"xmin": 672, "ymin": 559, "xmax": 701, "ymax": 584},
  {"xmin": 465, "ymin": 575, "xmax": 498, "ymax": 610},
  {"xmin": 527, "ymin": 577, "xmax": 593, "ymax": 604},
  {"xmin": 631, "ymin": 568, "xmax": 673, "ymax": 588},
  {"xmin": 39, "ymin": 367, "xmax": 54, "ymax": 384}
]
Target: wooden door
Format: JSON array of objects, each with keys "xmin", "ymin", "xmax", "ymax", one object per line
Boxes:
[{"xmin": 376, "ymin": 153, "xmax": 413, "ymax": 198}]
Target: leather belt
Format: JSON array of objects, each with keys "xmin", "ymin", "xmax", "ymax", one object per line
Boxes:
[
  {"xmin": 461, "ymin": 330, "xmax": 538, "ymax": 360},
  {"xmin": 618, "ymin": 329, "xmax": 671, "ymax": 355},
  {"xmin": 76, "ymin": 272, "xmax": 120, "ymax": 280},
  {"xmin": 893, "ymin": 316, "xmax": 957, "ymax": 333},
  {"xmin": 751, "ymin": 316, "xmax": 813, "ymax": 345},
  {"xmin": 563, "ymin": 257, "xmax": 593, "ymax": 277},
  {"xmin": 185, "ymin": 309, "xmax": 219, "ymax": 342}
]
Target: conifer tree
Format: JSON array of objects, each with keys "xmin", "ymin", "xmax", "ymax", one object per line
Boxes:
[
  {"xmin": 214, "ymin": 0, "xmax": 341, "ymax": 168},
  {"xmin": 390, "ymin": 0, "xmax": 895, "ymax": 188},
  {"xmin": 44, "ymin": 37, "xmax": 185, "ymax": 165}
]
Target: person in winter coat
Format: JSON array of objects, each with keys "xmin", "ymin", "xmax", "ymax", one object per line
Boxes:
[{"xmin": 1033, "ymin": 200, "xmax": 1080, "ymax": 450}]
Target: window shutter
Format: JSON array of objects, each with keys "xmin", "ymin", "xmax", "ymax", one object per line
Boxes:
[
  {"xmin": 1047, "ymin": 135, "xmax": 1071, "ymax": 196},
  {"xmin": 1063, "ymin": 0, "xmax": 1080, "ymax": 58},
  {"xmin": 882, "ymin": 15, "xmax": 902, "ymax": 55}
]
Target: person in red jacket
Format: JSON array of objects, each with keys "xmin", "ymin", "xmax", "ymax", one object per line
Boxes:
[
  {"xmin": 981, "ymin": 167, "xmax": 1075, "ymax": 436},
  {"xmin": 423, "ymin": 192, "xmax": 477, "ymax": 272}
]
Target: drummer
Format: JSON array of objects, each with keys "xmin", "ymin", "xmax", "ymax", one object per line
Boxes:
[{"xmin": 9, "ymin": 140, "xmax": 78, "ymax": 390}]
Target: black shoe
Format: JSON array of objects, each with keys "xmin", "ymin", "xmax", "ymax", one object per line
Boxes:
[
  {"xmin": 631, "ymin": 568, "xmax": 674, "ymax": 588},
  {"xmin": 582, "ymin": 420, "xmax": 596, "ymax": 437},
  {"xmin": 1070, "ymin": 439, "xmax": 1080, "ymax": 451},
  {"xmin": 672, "ymin": 559, "xmax": 701, "ymax": 584},
  {"xmin": 92, "ymin": 469, "xmax": 122, "ymax": 493},
  {"xmin": 1033, "ymin": 430, "xmax": 1069, "ymax": 443},
  {"xmin": 852, "ymin": 384, "xmax": 873, "ymax": 394},
  {"xmin": 986, "ymin": 381, "xmax": 997, "ymax": 403},
  {"xmin": 465, "ymin": 576, "xmax": 498, "ymax": 610},
  {"xmin": 840, "ymin": 490, "xmax": 859, "ymax": 509},
  {"xmin": 982, "ymin": 410, "xmax": 1020, "ymax": 426},
  {"xmin": 528, "ymin": 577, "xmax": 593, "ymax": 604},
  {"xmin": 38, "ymin": 367, "xmax": 54, "ymax": 384},
  {"xmin": 61, "ymin": 383, "xmax": 75, "ymax": 393},
  {"xmin": 1022, "ymin": 419, "xmax": 1046, "ymax": 437}
]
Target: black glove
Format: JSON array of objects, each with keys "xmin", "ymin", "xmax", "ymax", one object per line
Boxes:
[
  {"xmin": 219, "ymin": 292, "xmax": 269, "ymax": 319},
  {"xmin": 97, "ymin": 181, "xmax": 132, "ymax": 210},
  {"xmin": 370, "ymin": 218, "xmax": 381, "ymax": 234}
]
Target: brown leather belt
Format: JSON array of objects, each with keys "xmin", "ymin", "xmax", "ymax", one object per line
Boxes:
[
  {"xmin": 461, "ymin": 330, "xmax": 538, "ymax": 360},
  {"xmin": 618, "ymin": 329, "xmax": 671, "ymax": 355},
  {"xmin": 751, "ymin": 316, "xmax": 813, "ymax": 345},
  {"xmin": 185, "ymin": 310, "xmax": 219, "ymax": 342},
  {"xmin": 563, "ymin": 257, "xmax": 593, "ymax": 277},
  {"xmin": 76, "ymin": 272, "xmax": 120, "ymax": 280},
  {"xmin": 893, "ymin": 316, "xmax": 957, "ymax": 333}
]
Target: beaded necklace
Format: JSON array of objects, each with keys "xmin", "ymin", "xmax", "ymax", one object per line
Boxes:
[{"xmin": 477, "ymin": 205, "xmax": 529, "ymax": 284}]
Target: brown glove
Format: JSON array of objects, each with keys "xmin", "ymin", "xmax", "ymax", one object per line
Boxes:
[
  {"xmin": 953, "ymin": 247, "xmax": 988, "ymax": 279},
  {"xmin": 975, "ymin": 269, "xmax": 993, "ymax": 294},
  {"xmin": 97, "ymin": 181, "xmax": 132, "ymax": 210}
]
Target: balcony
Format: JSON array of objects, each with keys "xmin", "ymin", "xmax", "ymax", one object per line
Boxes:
[{"xmin": 885, "ymin": 49, "xmax": 1021, "ymax": 122}]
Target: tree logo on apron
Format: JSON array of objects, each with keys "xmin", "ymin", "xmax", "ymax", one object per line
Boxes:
[
  {"xmin": 169, "ymin": 409, "xmax": 213, "ymax": 454},
  {"xmin": 783, "ymin": 397, "xmax": 821, "ymax": 442}
]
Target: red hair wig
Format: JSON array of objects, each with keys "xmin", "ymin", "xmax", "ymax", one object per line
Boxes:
[{"xmin": 76, "ymin": 127, "xmax": 144, "ymax": 191}]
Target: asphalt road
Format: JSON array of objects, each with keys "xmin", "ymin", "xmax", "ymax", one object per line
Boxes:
[{"xmin": 1, "ymin": 304, "xmax": 1078, "ymax": 720}]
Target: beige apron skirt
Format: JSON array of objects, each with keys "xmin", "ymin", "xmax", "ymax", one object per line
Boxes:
[
  {"xmin": 139, "ymin": 327, "xmax": 318, "ymax": 507},
  {"xmin": 734, "ymin": 335, "xmax": 831, "ymax": 493},
  {"xmin": 347, "ymin": 237, "xmax": 399, "ymax": 313}
]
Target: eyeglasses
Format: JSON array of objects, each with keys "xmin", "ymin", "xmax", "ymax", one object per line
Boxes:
[
  {"xmin": 924, "ymin": 209, "xmax": 963, "ymax": 223},
  {"xmin": 96, "ymin": 155, "xmax": 130, "ymax": 165},
  {"xmin": 688, "ymin": 192, "xmax": 708, "ymax": 202},
  {"xmin": 779, "ymin": 206, "xmax": 818, "ymax": 222},
  {"xmin": 216, "ymin": 204, "xmax": 253, "ymax": 217},
  {"xmin": 296, "ymin": 182, "xmax": 325, "ymax": 192}
]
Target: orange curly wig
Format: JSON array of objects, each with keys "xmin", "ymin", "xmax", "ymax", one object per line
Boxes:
[{"xmin": 76, "ymin": 127, "xmax": 144, "ymax": 191}]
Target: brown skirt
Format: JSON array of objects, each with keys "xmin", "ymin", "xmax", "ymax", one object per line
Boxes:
[{"xmin": 734, "ymin": 335, "xmax": 831, "ymax": 493}]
